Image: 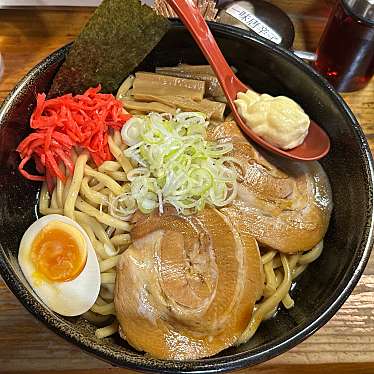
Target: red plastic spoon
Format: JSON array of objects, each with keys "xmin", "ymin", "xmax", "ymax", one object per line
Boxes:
[{"xmin": 166, "ymin": 0, "xmax": 330, "ymax": 161}]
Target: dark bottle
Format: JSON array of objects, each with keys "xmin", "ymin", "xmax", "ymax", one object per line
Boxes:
[{"xmin": 314, "ymin": 0, "xmax": 374, "ymax": 92}]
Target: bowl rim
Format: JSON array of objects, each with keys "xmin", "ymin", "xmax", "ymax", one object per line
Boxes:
[{"xmin": 0, "ymin": 21, "xmax": 373, "ymax": 373}]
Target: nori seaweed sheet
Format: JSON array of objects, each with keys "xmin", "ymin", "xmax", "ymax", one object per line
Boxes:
[{"xmin": 49, "ymin": 0, "xmax": 170, "ymax": 97}]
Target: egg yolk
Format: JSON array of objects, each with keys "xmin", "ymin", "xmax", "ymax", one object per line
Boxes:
[{"xmin": 30, "ymin": 221, "xmax": 87, "ymax": 282}]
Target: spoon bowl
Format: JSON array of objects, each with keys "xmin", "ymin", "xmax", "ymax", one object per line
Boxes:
[{"xmin": 166, "ymin": 0, "xmax": 331, "ymax": 161}]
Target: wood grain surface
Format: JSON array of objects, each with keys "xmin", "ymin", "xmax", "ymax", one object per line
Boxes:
[{"xmin": 0, "ymin": 1, "xmax": 373, "ymax": 373}]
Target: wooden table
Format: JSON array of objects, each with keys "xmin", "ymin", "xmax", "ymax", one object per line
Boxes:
[{"xmin": 0, "ymin": 2, "xmax": 373, "ymax": 373}]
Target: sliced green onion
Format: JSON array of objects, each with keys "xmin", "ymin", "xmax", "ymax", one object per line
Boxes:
[
  {"xmin": 121, "ymin": 111, "xmax": 238, "ymax": 215},
  {"xmin": 127, "ymin": 167, "xmax": 150, "ymax": 181},
  {"xmin": 120, "ymin": 117, "xmax": 144, "ymax": 146}
]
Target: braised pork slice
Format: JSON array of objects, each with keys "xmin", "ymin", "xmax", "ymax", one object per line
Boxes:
[
  {"xmin": 208, "ymin": 121, "xmax": 332, "ymax": 253},
  {"xmin": 114, "ymin": 207, "xmax": 263, "ymax": 360}
]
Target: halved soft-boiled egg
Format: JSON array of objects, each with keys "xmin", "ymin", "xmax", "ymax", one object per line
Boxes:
[{"xmin": 18, "ymin": 214, "xmax": 100, "ymax": 316}]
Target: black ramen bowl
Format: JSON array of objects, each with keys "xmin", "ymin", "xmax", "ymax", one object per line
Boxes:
[{"xmin": 0, "ymin": 22, "xmax": 373, "ymax": 373}]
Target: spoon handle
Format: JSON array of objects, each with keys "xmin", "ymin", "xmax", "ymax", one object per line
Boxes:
[
  {"xmin": 166, "ymin": 0, "xmax": 247, "ymax": 100},
  {"xmin": 166, "ymin": 0, "xmax": 330, "ymax": 161}
]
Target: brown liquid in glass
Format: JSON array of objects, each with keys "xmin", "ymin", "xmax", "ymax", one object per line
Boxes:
[{"xmin": 315, "ymin": 1, "xmax": 374, "ymax": 92}]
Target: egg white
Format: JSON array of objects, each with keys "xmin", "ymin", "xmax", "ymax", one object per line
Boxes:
[{"xmin": 18, "ymin": 214, "xmax": 100, "ymax": 316}]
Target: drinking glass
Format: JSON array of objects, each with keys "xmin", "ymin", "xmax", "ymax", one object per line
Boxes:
[{"xmin": 314, "ymin": 0, "xmax": 374, "ymax": 92}]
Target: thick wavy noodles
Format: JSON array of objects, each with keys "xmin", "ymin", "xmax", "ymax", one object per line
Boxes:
[
  {"xmin": 39, "ymin": 131, "xmax": 133, "ymax": 338},
  {"xmin": 237, "ymin": 241, "xmax": 323, "ymax": 344}
]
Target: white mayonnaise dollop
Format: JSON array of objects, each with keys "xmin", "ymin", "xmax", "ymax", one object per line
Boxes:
[{"xmin": 234, "ymin": 90, "xmax": 310, "ymax": 150}]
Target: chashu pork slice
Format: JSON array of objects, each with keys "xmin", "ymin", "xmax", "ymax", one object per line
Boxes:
[
  {"xmin": 207, "ymin": 121, "xmax": 333, "ymax": 253},
  {"xmin": 114, "ymin": 207, "xmax": 263, "ymax": 360}
]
